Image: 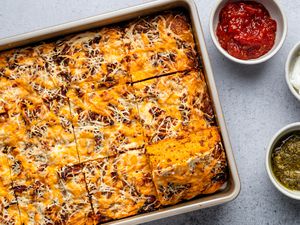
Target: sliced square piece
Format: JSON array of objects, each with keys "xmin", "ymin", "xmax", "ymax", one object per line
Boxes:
[
  {"xmin": 13, "ymin": 104, "xmax": 79, "ymax": 166},
  {"xmin": 146, "ymin": 127, "xmax": 227, "ymax": 205},
  {"xmin": 0, "ymin": 75, "xmax": 74, "ymax": 146},
  {"xmin": 68, "ymin": 82, "xmax": 139, "ymax": 125},
  {"xmin": 124, "ymin": 12, "xmax": 198, "ymax": 82},
  {"xmin": 2, "ymin": 140, "xmax": 92, "ymax": 224},
  {"xmin": 82, "ymin": 150, "xmax": 159, "ymax": 223},
  {"xmin": 133, "ymin": 70, "xmax": 215, "ymax": 143},
  {"xmin": 14, "ymin": 93, "xmax": 76, "ymax": 148},
  {"xmin": 3, "ymin": 141, "xmax": 81, "ymax": 224},
  {"xmin": 60, "ymin": 27, "xmax": 130, "ymax": 86},
  {"xmin": 0, "ymin": 46, "xmax": 72, "ymax": 127},
  {"xmin": 13, "ymin": 162, "xmax": 94, "ymax": 225},
  {"xmin": 68, "ymin": 83, "xmax": 145, "ymax": 161},
  {"xmin": 20, "ymin": 43, "xmax": 72, "ymax": 102}
]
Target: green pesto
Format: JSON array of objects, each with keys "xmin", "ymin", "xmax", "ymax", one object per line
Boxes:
[{"xmin": 272, "ymin": 133, "xmax": 300, "ymax": 191}]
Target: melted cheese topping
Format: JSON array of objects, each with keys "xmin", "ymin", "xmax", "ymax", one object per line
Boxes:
[
  {"xmin": 146, "ymin": 128, "xmax": 227, "ymax": 205},
  {"xmin": 124, "ymin": 13, "xmax": 198, "ymax": 81},
  {"xmin": 0, "ymin": 151, "xmax": 23, "ymax": 225},
  {"xmin": 68, "ymin": 83, "xmax": 145, "ymax": 161},
  {"xmin": 61, "ymin": 28, "xmax": 130, "ymax": 87},
  {"xmin": 0, "ymin": 192, "xmax": 21, "ymax": 225},
  {"xmin": 133, "ymin": 71, "xmax": 214, "ymax": 143},
  {"xmin": 75, "ymin": 122, "xmax": 145, "ymax": 162},
  {"xmin": 83, "ymin": 150, "xmax": 159, "ymax": 222},
  {"xmin": 0, "ymin": 10, "xmax": 227, "ymax": 224},
  {"xmin": 12, "ymin": 158, "xmax": 94, "ymax": 225}
]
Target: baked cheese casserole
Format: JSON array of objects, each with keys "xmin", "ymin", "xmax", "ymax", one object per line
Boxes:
[{"xmin": 0, "ymin": 11, "xmax": 227, "ymax": 224}]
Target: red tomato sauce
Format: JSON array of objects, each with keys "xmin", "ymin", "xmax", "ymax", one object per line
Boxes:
[{"xmin": 216, "ymin": 1, "xmax": 277, "ymax": 60}]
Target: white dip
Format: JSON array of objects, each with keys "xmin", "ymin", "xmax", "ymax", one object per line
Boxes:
[{"xmin": 290, "ymin": 53, "xmax": 300, "ymax": 94}]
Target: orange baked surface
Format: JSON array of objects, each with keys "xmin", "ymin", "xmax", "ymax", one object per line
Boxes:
[{"xmin": 0, "ymin": 11, "xmax": 227, "ymax": 224}]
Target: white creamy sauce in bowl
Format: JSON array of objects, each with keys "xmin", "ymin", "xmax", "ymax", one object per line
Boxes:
[{"xmin": 290, "ymin": 53, "xmax": 300, "ymax": 94}]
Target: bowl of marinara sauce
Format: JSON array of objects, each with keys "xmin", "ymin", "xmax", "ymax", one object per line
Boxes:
[{"xmin": 210, "ymin": 0, "xmax": 287, "ymax": 64}]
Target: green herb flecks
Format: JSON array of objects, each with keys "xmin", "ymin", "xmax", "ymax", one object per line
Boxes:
[{"xmin": 272, "ymin": 133, "xmax": 300, "ymax": 191}]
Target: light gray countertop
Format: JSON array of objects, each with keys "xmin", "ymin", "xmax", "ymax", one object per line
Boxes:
[{"xmin": 0, "ymin": 0, "xmax": 299, "ymax": 224}]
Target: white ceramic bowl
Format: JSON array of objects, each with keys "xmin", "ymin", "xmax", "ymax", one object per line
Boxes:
[
  {"xmin": 210, "ymin": 0, "xmax": 287, "ymax": 65},
  {"xmin": 285, "ymin": 42, "xmax": 300, "ymax": 101},
  {"xmin": 266, "ymin": 123, "xmax": 300, "ymax": 200}
]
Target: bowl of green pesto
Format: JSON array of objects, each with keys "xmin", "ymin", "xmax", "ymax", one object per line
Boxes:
[{"xmin": 266, "ymin": 123, "xmax": 300, "ymax": 200}]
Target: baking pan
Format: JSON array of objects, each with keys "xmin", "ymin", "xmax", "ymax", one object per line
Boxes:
[{"xmin": 0, "ymin": 0, "xmax": 241, "ymax": 224}]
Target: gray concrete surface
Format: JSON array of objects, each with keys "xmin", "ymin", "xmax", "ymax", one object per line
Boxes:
[{"xmin": 0, "ymin": 0, "xmax": 299, "ymax": 224}]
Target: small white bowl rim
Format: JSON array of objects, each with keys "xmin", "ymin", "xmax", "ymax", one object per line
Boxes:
[
  {"xmin": 209, "ymin": 0, "xmax": 288, "ymax": 65},
  {"xmin": 285, "ymin": 41, "xmax": 300, "ymax": 101},
  {"xmin": 266, "ymin": 122, "xmax": 300, "ymax": 200}
]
